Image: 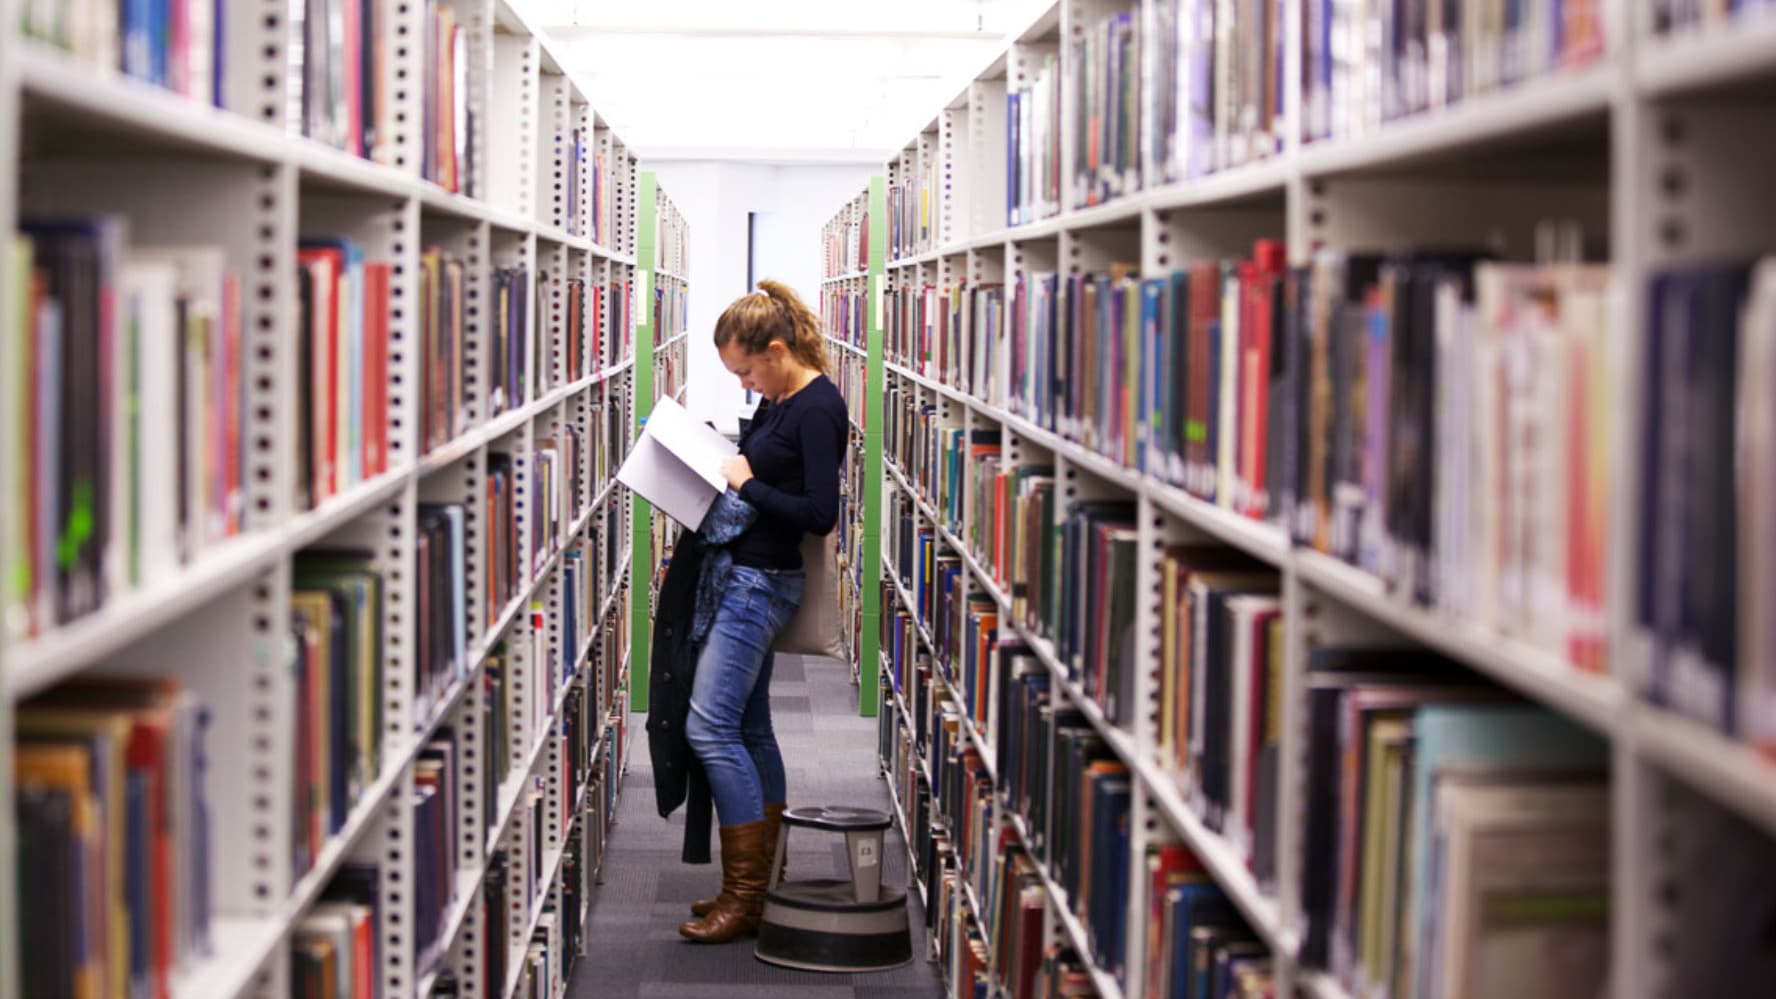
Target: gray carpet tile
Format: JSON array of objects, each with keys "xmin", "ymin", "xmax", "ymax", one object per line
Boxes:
[{"xmin": 569, "ymin": 654, "xmax": 945, "ymax": 999}]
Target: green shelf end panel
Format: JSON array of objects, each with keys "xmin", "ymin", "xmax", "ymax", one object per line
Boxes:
[
  {"xmin": 858, "ymin": 175, "xmax": 887, "ymax": 719},
  {"xmin": 630, "ymin": 170, "xmax": 658, "ymax": 713}
]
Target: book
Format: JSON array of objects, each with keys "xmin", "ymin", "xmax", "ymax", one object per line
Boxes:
[{"xmin": 615, "ymin": 394, "xmax": 736, "ymax": 530}]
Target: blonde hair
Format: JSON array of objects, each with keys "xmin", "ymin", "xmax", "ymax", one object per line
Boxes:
[{"xmin": 712, "ymin": 280, "xmax": 829, "ymax": 376}]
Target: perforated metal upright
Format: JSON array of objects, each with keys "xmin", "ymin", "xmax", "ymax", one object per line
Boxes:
[
  {"xmin": 538, "ymin": 67, "xmax": 572, "ymax": 234},
  {"xmin": 489, "ymin": 25, "xmax": 540, "ymax": 219},
  {"xmin": 456, "ymin": 0, "xmax": 495, "ymax": 202},
  {"xmin": 537, "ymin": 241, "xmax": 569, "ymax": 394},
  {"xmin": 0, "ymin": 3, "xmax": 15, "ymax": 990}
]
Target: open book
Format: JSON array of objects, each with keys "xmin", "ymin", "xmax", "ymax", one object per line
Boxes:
[{"xmin": 617, "ymin": 395, "xmax": 738, "ymax": 530}]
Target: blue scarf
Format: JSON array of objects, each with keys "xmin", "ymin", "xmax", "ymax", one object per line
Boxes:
[{"xmin": 691, "ymin": 487, "xmax": 759, "ymax": 644}]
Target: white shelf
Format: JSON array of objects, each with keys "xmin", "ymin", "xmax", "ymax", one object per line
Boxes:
[
  {"xmin": 826, "ymin": 336, "xmax": 868, "ymax": 359},
  {"xmin": 823, "ymin": 269, "xmax": 871, "ymax": 283},
  {"xmin": 16, "ymin": 43, "xmax": 286, "ymax": 163},
  {"xmin": 1142, "ymin": 476, "xmax": 1291, "ymax": 565},
  {"xmin": 1639, "ymin": 16, "xmax": 1776, "ymax": 96},
  {"xmin": 1295, "ymin": 64, "xmax": 1615, "ymax": 176},
  {"xmin": 1143, "ymin": 158, "xmax": 1294, "ymax": 212},
  {"xmin": 887, "ymin": 250, "xmax": 938, "ymax": 270},
  {"xmin": 168, "ymin": 917, "xmax": 287, "ymax": 999},
  {"xmin": 5, "ymin": 530, "xmax": 287, "ymax": 699},
  {"xmin": 1632, "ymin": 704, "xmax": 1776, "ymax": 837},
  {"xmin": 1299, "ymin": 970, "xmax": 1354, "ymax": 999},
  {"xmin": 1293, "ymin": 551, "xmax": 1625, "ymax": 734}
]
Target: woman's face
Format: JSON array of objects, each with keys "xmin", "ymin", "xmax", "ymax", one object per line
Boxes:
[{"xmin": 719, "ymin": 339, "xmax": 794, "ymax": 399}]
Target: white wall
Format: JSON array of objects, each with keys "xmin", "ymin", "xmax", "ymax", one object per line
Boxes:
[{"xmin": 649, "ymin": 161, "xmax": 871, "ymax": 434}]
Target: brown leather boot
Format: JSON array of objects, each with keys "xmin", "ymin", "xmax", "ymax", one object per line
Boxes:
[
  {"xmin": 678, "ymin": 819, "xmax": 770, "ymax": 943},
  {"xmin": 690, "ymin": 803, "xmax": 785, "ymax": 917}
]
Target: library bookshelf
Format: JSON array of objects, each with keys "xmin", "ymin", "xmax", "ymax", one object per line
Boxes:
[
  {"xmin": 822, "ymin": 179, "xmax": 887, "ymax": 715},
  {"xmin": 0, "ymin": 2, "xmax": 683, "ymax": 998},
  {"xmin": 823, "ymin": 2, "xmax": 1776, "ymax": 999},
  {"xmin": 628, "ymin": 171, "xmax": 691, "ymax": 712}
]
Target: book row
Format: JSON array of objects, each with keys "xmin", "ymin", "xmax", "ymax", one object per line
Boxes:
[
  {"xmin": 888, "ymin": 154, "xmax": 940, "ymax": 262},
  {"xmin": 823, "ymin": 204, "xmax": 872, "ymax": 278},
  {"xmin": 651, "ymin": 195, "xmax": 690, "ymax": 278},
  {"xmin": 833, "ymin": 417, "xmax": 870, "ymax": 664},
  {"xmin": 655, "ymin": 335, "xmax": 687, "ymax": 408},
  {"xmin": 884, "ymin": 280, "xmax": 1004, "ymax": 395},
  {"xmin": 427, "ymin": 252, "xmax": 633, "ymax": 453},
  {"xmin": 6, "ymin": 220, "xmax": 247, "ymax": 642},
  {"xmin": 587, "ymin": 150, "xmax": 623, "ymax": 251},
  {"xmin": 1656, "ymin": 0, "xmax": 1776, "ymax": 31},
  {"xmin": 564, "ymin": 123, "xmax": 630, "ymax": 246},
  {"xmin": 1302, "ymin": 0, "xmax": 1604, "ymax": 145},
  {"xmin": 822, "ymin": 286, "xmax": 870, "ymax": 350},
  {"xmin": 832, "ymin": 350, "xmax": 869, "ymax": 433},
  {"xmin": 299, "ymin": 239, "xmax": 395, "ymax": 509},
  {"xmin": 0, "ymin": 221, "xmax": 635, "ymax": 646},
  {"xmin": 886, "ymin": 236, "xmax": 1629, "ymax": 688},
  {"xmin": 877, "ymin": 634, "xmax": 1283, "ymax": 999},
  {"xmin": 651, "ymin": 281, "xmax": 688, "ymax": 366},
  {"xmin": 296, "ymin": 682, "xmax": 622, "ymax": 999},
  {"xmin": 1008, "ymin": 50, "xmax": 1063, "ymax": 228},
  {"xmin": 994, "ymin": 0, "xmax": 1606, "ymax": 225}
]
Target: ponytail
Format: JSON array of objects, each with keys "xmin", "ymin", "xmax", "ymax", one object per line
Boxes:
[{"xmin": 713, "ymin": 280, "xmax": 829, "ymax": 376}]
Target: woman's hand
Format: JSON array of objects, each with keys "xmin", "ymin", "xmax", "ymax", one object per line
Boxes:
[{"xmin": 722, "ymin": 455, "xmax": 754, "ymax": 490}]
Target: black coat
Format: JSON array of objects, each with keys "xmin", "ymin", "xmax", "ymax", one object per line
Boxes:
[{"xmin": 647, "ymin": 531, "xmax": 715, "ymax": 863}]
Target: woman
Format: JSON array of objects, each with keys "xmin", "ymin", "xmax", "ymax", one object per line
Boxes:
[{"xmin": 679, "ymin": 280, "xmax": 847, "ymax": 943}]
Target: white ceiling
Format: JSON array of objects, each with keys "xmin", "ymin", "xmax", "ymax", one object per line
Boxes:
[{"xmin": 526, "ymin": 0, "xmax": 1040, "ymax": 162}]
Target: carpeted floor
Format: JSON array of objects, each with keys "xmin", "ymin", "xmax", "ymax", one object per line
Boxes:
[{"xmin": 569, "ymin": 653, "xmax": 944, "ymax": 999}]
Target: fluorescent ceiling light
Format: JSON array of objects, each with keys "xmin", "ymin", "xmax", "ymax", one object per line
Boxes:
[{"xmin": 522, "ymin": 0, "xmax": 1044, "ymax": 157}]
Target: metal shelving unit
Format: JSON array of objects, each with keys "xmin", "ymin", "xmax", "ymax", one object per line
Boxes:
[
  {"xmin": 820, "ymin": 178, "xmax": 887, "ymax": 715},
  {"xmin": 0, "ymin": 1, "xmax": 659, "ymax": 996},
  {"xmin": 828, "ymin": 2, "xmax": 1776, "ymax": 998},
  {"xmin": 629, "ymin": 171, "xmax": 692, "ymax": 711}
]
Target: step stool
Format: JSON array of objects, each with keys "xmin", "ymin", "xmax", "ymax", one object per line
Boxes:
[{"xmin": 753, "ymin": 805, "xmax": 913, "ymax": 972}]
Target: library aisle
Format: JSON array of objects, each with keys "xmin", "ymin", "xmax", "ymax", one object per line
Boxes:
[{"xmin": 569, "ymin": 653, "xmax": 942, "ymax": 999}]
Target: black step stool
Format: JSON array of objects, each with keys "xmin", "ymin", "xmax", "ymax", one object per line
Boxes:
[{"xmin": 753, "ymin": 805, "xmax": 913, "ymax": 972}]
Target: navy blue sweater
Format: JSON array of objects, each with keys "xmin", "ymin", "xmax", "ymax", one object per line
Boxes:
[{"xmin": 733, "ymin": 375, "xmax": 847, "ymax": 569}]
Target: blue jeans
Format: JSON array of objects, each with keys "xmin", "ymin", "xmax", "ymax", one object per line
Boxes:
[{"xmin": 685, "ymin": 565, "xmax": 805, "ymax": 826}]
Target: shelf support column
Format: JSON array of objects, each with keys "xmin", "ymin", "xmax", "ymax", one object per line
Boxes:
[
  {"xmin": 629, "ymin": 171, "xmax": 658, "ymax": 711},
  {"xmin": 860, "ymin": 175, "xmax": 888, "ymax": 717}
]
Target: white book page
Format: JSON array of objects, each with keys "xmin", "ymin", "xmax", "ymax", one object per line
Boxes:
[{"xmin": 642, "ymin": 395, "xmax": 736, "ymax": 492}]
